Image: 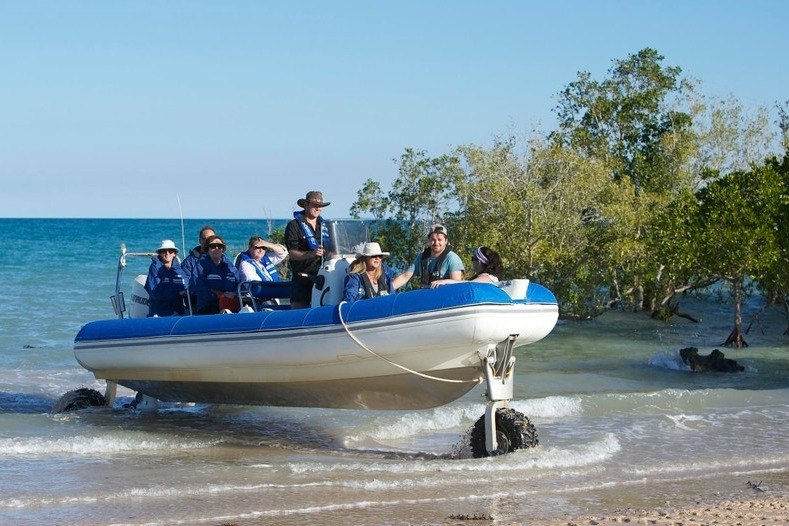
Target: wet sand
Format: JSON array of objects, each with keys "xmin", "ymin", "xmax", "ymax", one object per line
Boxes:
[
  {"xmin": 531, "ymin": 475, "xmax": 789, "ymax": 526},
  {"xmin": 537, "ymin": 494, "xmax": 789, "ymax": 525}
]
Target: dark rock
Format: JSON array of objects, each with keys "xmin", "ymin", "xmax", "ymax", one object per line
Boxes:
[{"xmin": 679, "ymin": 347, "xmax": 744, "ymax": 373}]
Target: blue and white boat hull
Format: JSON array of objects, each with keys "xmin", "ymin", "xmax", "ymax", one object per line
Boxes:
[{"xmin": 74, "ymin": 282, "xmax": 558, "ymax": 410}]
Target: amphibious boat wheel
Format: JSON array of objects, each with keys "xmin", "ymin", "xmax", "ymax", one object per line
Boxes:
[
  {"xmin": 51, "ymin": 388, "xmax": 106, "ymax": 413},
  {"xmin": 470, "ymin": 408, "xmax": 538, "ymax": 458}
]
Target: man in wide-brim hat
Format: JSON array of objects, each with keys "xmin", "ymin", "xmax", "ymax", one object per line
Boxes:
[
  {"xmin": 285, "ymin": 190, "xmax": 332, "ymax": 309},
  {"xmin": 296, "ymin": 191, "xmax": 331, "ymax": 209}
]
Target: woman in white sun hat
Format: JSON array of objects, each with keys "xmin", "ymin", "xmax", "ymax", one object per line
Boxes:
[
  {"xmin": 144, "ymin": 239, "xmax": 187, "ymax": 317},
  {"xmin": 343, "ymin": 242, "xmax": 396, "ymax": 302}
]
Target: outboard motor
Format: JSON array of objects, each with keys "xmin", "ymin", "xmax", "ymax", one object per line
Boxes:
[{"xmin": 129, "ymin": 275, "xmax": 150, "ymax": 318}]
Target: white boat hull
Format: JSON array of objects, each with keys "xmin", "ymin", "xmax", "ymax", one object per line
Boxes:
[{"xmin": 75, "ymin": 282, "xmax": 559, "ymax": 409}]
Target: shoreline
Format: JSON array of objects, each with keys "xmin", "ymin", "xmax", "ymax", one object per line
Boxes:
[
  {"xmin": 537, "ymin": 492, "xmax": 789, "ymax": 525},
  {"xmin": 530, "ymin": 471, "xmax": 789, "ymax": 526}
]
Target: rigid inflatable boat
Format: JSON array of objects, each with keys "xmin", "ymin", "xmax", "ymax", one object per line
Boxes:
[{"xmin": 73, "ymin": 221, "xmax": 559, "ymax": 456}]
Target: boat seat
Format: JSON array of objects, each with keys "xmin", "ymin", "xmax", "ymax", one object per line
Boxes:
[{"xmin": 238, "ymin": 280, "xmax": 292, "ymax": 312}]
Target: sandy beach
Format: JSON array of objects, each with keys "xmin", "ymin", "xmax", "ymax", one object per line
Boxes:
[
  {"xmin": 530, "ymin": 475, "xmax": 789, "ymax": 526},
  {"xmin": 537, "ymin": 495, "xmax": 789, "ymax": 526}
]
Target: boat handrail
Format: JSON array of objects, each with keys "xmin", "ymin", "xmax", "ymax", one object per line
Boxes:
[{"xmin": 112, "ymin": 244, "xmax": 180, "ymax": 319}]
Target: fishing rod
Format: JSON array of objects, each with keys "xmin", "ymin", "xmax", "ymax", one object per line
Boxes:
[{"xmin": 177, "ymin": 194, "xmax": 194, "ymax": 316}]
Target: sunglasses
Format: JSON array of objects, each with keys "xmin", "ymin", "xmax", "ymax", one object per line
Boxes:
[
  {"xmin": 253, "ymin": 246, "xmax": 266, "ymax": 250},
  {"xmin": 160, "ymin": 249, "xmax": 177, "ymax": 254},
  {"xmin": 208, "ymin": 244, "xmax": 225, "ymax": 250}
]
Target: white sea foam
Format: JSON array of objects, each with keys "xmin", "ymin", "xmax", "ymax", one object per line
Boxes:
[
  {"xmin": 0, "ymin": 431, "xmax": 221, "ymax": 456},
  {"xmin": 288, "ymin": 432, "xmax": 620, "ymax": 476}
]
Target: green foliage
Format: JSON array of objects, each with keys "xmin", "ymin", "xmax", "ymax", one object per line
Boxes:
[
  {"xmin": 552, "ymin": 47, "xmax": 696, "ymax": 194},
  {"xmin": 348, "ymin": 48, "xmax": 787, "ymax": 329},
  {"xmin": 350, "ymin": 148, "xmax": 463, "ymax": 273},
  {"xmin": 749, "ymin": 155, "xmax": 789, "ymax": 307}
]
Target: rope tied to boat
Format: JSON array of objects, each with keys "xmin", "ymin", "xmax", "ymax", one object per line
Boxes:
[{"xmin": 336, "ymin": 301, "xmax": 480, "ymax": 384}]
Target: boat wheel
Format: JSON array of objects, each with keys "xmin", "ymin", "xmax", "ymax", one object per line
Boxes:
[
  {"xmin": 470, "ymin": 408, "xmax": 538, "ymax": 458},
  {"xmin": 51, "ymin": 388, "xmax": 106, "ymax": 413}
]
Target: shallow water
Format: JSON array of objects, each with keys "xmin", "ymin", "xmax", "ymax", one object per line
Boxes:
[{"xmin": 2, "ymin": 219, "xmax": 788, "ymax": 525}]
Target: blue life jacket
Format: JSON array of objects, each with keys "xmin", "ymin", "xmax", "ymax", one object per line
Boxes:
[
  {"xmin": 293, "ymin": 211, "xmax": 330, "ymax": 250},
  {"xmin": 144, "ymin": 257, "xmax": 187, "ymax": 317},
  {"xmin": 239, "ymin": 251, "xmax": 280, "ymax": 282},
  {"xmin": 193, "ymin": 253, "xmax": 240, "ymax": 311}
]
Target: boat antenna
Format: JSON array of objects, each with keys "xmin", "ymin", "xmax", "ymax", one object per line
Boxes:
[
  {"xmin": 177, "ymin": 194, "xmax": 194, "ymax": 315},
  {"xmin": 177, "ymin": 194, "xmax": 187, "ymax": 255}
]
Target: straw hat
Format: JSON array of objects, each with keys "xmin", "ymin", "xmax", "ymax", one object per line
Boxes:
[
  {"xmin": 355, "ymin": 242, "xmax": 389, "ymax": 258},
  {"xmin": 297, "ymin": 191, "xmax": 331, "ymax": 208},
  {"xmin": 156, "ymin": 239, "xmax": 179, "ymax": 253}
]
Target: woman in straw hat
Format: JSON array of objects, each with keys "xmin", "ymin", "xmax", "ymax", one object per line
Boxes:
[
  {"xmin": 343, "ymin": 242, "xmax": 395, "ymax": 302},
  {"xmin": 144, "ymin": 239, "xmax": 187, "ymax": 317}
]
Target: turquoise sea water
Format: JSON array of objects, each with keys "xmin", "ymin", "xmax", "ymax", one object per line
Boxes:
[{"xmin": 1, "ymin": 218, "xmax": 788, "ymax": 525}]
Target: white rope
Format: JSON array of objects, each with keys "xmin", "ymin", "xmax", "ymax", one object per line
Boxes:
[{"xmin": 336, "ymin": 301, "xmax": 480, "ymax": 384}]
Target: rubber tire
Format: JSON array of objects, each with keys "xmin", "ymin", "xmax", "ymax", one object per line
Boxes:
[
  {"xmin": 51, "ymin": 388, "xmax": 106, "ymax": 413},
  {"xmin": 470, "ymin": 408, "xmax": 538, "ymax": 458}
]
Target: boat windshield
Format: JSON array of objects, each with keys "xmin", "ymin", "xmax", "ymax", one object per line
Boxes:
[{"xmin": 325, "ymin": 220, "xmax": 369, "ymax": 257}]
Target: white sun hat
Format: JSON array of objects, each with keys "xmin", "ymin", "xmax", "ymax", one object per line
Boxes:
[
  {"xmin": 355, "ymin": 242, "xmax": 389, "ymax": 258},
  {"xmin": 156, "ymin": 239, "xmax": 179, "ymax": 253}
]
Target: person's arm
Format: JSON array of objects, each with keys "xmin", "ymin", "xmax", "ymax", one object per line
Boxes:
[
  {"xmin": 430, "ymin": 273, "xmax": 495, "ymax": 288},
  {"xmin": 144, "ymin": 262, "xmax": 161, "ymax": 297},
  {"xmin": 430, "ymin": 277, "xmax": 461, "ymax": 288},
  {"xmin": 285, "ymin": 221, "xmax": 324, "ymax": 261},
  {"xmin": 288, "ymin": 246, "xmax": 324, "ymax": 260},
  {"xmin": 222, "ymin": 259, "xmax": 240, "ymax": 297},
  {"xmin": 238, "ymin": 260, "xmax": 259, "ymax": 282},
  {"xmin": 263, "ymin": 240, "xmax": 287, "ymax": 254},
  {"xmin": 266, "ymin": 250, "xmax": 288, "ymax": 266},
  {"xmin": 444, "ymin": 252, "xmax": 464, "ymax": 282},
  {"xmin": 343, "ymin": 273, "xmax": 362, "ymax": 302},
  {"xmin": 392, "ymin": 270, "xmax": 414, "ymax": 290},
  {"xmin": 446, "ymin": 269, "xmax": 463, "ymax": 280}
]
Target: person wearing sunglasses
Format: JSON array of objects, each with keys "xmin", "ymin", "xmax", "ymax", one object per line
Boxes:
[
  {"xmin": 237, "ymin": 236, "xmax": 288, "ymax": 306},
  {"xmin": 144, "ymin": 239, "xmax": 187, "ymax": 317},
  {"xmin": 191, "ymin": 235, "xmax": 240, "ymax": 314},
  {"xmin": 343, "ymin": 242, "xmax": 395, "ymax": 302},
  {"xmin": 430, "ymin": 246, "xmax": 503, "ymax": 288}
]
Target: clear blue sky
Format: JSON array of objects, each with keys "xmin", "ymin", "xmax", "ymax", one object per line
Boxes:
[{"xmin": 2, "ymin": 1, "xmax": 786, "ymax": 219}]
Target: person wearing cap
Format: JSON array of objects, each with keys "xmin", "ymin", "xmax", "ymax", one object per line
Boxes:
[
  {"xmin": 144, "ymin": 239, "xmax": 187, "ymax": 317},
  {"xmin": 285, "ymin": 191, "xmax": 333, "ymax": 309},
  {"xmin": 343, "ymin": 242, "xmax": 396, "ymax": 302},
  {"xmin": 190, "ymin": 235, "xmax": 241, "ymax": 314},
  {"xmin": 430, "ymin": 246, "xmax": 503, "ymax": 287},
  {"xmin": 392, "ymin": 223, "xmax": 464, "ymax": 290}
]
